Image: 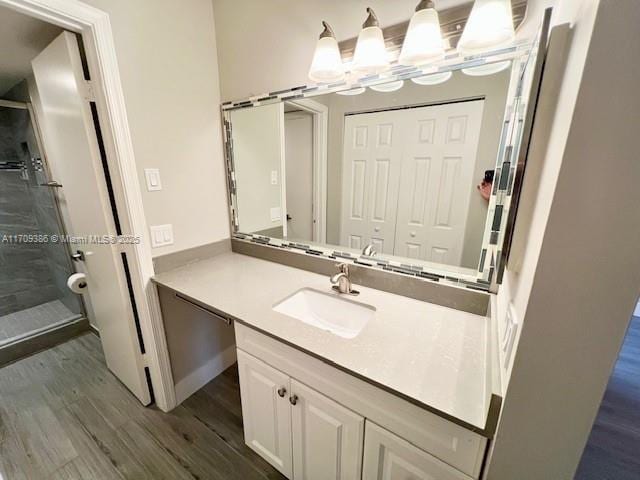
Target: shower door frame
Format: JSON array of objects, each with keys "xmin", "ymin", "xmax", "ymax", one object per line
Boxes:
[
  {"xmin": 0, "ymin": 0, "xmax": 175, "ymax": 411},
  {"xmin": 0, "ymin": 99, "xmax": 88, "ymax": 338}
]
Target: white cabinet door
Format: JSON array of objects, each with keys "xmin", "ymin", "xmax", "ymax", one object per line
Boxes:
[
  {"xmin": 237, "ymin": 350, "xmax": 293, "ymax": 477},
  {"xmin": 291, "ymin": 380, "xmax": 364, "ymax": 480},
  {"xmin": 363, "ymin": 422, "xmax": 473, "ymax": 480}
]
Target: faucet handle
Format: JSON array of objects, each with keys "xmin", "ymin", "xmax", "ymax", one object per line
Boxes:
[{"xmin": 335, "ymin": 263, "xmax": 349, "ymax": 275}]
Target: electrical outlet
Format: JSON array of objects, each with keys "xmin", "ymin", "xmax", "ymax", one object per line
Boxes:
[
  {"xmin": 270, "ymin": 170, "xmax": 278, "ymax": 185},
  {"xmin": 270, "ymin": 207, "xmax": 281, "ymax": 222},
  {"xmin": 150, "ymin": 224, "xmax": 173, "ymax": 248}
]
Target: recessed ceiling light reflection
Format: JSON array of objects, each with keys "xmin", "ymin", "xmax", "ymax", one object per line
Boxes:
[
  {"xmin": 369, "ymin": 80, "xmax": 404, "ymax": 92},
  {"xmin": 462, "ymin": 60, "xmax": 511, "ymax": 76},
  {"xmin": 411, "ymin": 71, "xmax": 452, "ymax": 85},
  {"xmin": 336, "ymin": 87, "xmax": 366, "ymax": 96}
]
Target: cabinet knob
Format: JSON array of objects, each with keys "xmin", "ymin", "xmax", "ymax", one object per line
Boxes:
[
  {"xmin": 277, "ymin": 387, "xmax": 287, "ymax": 398},
  {"xmin": 289, "ymin": 394, "xmax": 298, "ymax": 405}
]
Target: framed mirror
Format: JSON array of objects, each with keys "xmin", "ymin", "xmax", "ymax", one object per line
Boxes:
[{"xmin": 221, "ymin": 15, "xmax": 549, "ymax": 291}]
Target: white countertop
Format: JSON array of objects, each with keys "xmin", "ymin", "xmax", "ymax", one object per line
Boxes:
[{"xmin": 153, "ymin": 252, "xmax": 492, "ymax": 430}]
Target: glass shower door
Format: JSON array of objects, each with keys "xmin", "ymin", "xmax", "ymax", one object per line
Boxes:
[{"xmin": 0, "ymin": 102, "xmax": 83, "ymax": 345}]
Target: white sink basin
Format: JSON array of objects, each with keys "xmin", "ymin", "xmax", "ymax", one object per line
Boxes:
[{"xmin": 273, "ymin": 288, "xmax": 375, "ymax": 339}]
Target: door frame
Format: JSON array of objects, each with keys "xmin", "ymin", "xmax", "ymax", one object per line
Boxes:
[
  {"xmin": 1, "ymin": 0, "xmax": 175, "ymax": 411},
  {"xmin": 285, "ymin": 97, "xmax": 328, "ymax": 243}
]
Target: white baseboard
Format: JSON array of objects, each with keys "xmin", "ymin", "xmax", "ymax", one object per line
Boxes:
[{"xmin": 174, "ymin": 345, "xmax": 237, "ymax": 405}]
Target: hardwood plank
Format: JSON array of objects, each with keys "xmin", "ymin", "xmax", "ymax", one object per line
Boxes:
[
  {"xmin": 12, "ymin": 405, "xmax": 78, "ymax": 477},
  {"xmin": 0, "ymin": 333, "xmax": 285, "ymax": 480},
  {"xmin": 576, "ymin": 316, "xmax": 640, "ymax": 479},
  {"xmin": 53, "ymin": 407, "xmax": 125, "ymax": 480},
  {"xmin": 0, "ymin": 427, "xmax": 33, "ymax": 480},
  {"xmin": 135, "ymin": 404, "xmax": 278, "ymax": 480}
]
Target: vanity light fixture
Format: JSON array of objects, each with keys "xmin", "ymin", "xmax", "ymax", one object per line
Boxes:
[
  {"xmin": 411, "ymin": 71, "xmax": 452, "ymax": 85},
  {"xmin": 398, "ymin": 0, "xmax": 445, "ymax": 66},
  {"xmin": 336, "ymin": 87, "xmax": 366, "ymax": 96},
  {"xmin": 370, "ymin": 80, "xmax": 404, "ymax": 92},
  {"xmin": 351, "ymin": 8, "xmax": 390, "ymax": 76},
  {"xmin": 457, "ymin": 0, "xmax": 516, "ymax": 55},
  {"xmin": 308, "ymin": 21, "xmax": 345, "ymax": 83}
]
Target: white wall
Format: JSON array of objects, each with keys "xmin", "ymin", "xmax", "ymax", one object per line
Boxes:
[
  {"xmin": 81, "ymin": 0, "xmax": 230, "ymax": 256},
  {"xmin": 486, "ymin": 0, "xmax": 640, "ymax": 478},
  {"xmin": 212, "ymin": 0, "xmax": 554, "ymax": 102}
]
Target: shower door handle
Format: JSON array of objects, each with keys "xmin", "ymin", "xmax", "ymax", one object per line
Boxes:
[{"xmin": 39, "ymin": 180, "xmax": 63, "ymax": 188}]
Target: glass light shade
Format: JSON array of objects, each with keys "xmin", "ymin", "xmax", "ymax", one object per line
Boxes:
[
  {"xmin": 457, "ymin": 0, "xmax": 515, "ymax": 54},
  {"xmin": 336, "ymin": 87, "xmax": 366, "ymax": 96},
  {"xmin": 411, "ymin": 71, "xmax": 452, "ymax": 85},
  {"xmin": 399, "ymin": 8, "xmax": 445, "ymax": 66},
  {"xmin": 462, "ymin": 60, "xmax": 511, "ymax": 76},
  {"xmin": 352, "ymin": 26, "xmax": 390, "ymax": 76},
  {"xmin": 370, "ymin": 80, "xmax": 404, "ymax": 92},
  {"xmin": 308, "ymin": 36, "xmax": 345, "ymax": 83}
]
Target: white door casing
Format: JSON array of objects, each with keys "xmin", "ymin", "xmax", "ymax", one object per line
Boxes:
[
  {"xmin": 340, "ymin": 100, "xmax": 484, "ymax": 264},
  {"xmin": 394, "ymin": 100, "xmax": 485, "ymax": 265},
  {"xmin": 285, "ymin": 112, "xmax": 314, "ymax": 241},
  {"xmin": 291, "ymin": 379, "xmax": 364, "ymax": 480},
  {"xmin": 31, "ymin": 32, "xmax": 150, "ymax": 404},
  {"xmin": 237, "ymin": 350, "xmax": 293, "ymax": 477},
  {"xmin": 340, "ymin": 110, "xmax": 405, "ymax": 254}
]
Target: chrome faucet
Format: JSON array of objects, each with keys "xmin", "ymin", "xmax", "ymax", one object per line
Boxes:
[
  {"xmin": 330, "ymin": 263, "xmax": 359, "ymax": 295},
  {"xmin": 362, "ymin": 244, "xmax": 376, "ymax": 257}
]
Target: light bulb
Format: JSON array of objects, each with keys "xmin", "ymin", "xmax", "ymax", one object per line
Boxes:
[
  {"xmin": 352, "ymin": 8, "xmax": 390, "ymax": 76},
  {"xmin": 399, "ymin": 1, "xmax": 445, "ymax": 66},
  {"xmin": 308, "ymin": 21, "xmax": 345, "ymax": 83},
  {"xmin": 458, "ymin": 0, "xmax": 515, "ymax": 55}
]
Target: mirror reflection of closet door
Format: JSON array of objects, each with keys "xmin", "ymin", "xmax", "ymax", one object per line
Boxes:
[
  {"xmin": 394, "ymin": 100, "xmax": 484, "ymax": 265},
  {"xmin": 340, "ymin": 100, "xmax": 484, "ymax": 264},
  {"xmin": 340, "ymin": 110, "xmax": 404, "ymax": 254}
]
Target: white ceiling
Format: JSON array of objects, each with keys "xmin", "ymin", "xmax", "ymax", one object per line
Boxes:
[{"xmin": 0, "ymin": 5, "xmax": 63, "ymax": 96}]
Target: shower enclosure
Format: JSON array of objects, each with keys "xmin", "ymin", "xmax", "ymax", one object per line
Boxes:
[{"xmin": 0, "ymin": 100, "xmax": 84, "ymax": 355}]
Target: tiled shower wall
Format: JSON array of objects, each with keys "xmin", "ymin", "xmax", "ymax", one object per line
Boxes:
[{"xmin": 0, "ymin": 105, "xmax": 79, "ymax": 317}]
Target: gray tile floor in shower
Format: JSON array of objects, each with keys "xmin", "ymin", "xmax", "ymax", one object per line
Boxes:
[{"xmin": 0, "ymin": 300, "xmax": 79, "ymax": 344}]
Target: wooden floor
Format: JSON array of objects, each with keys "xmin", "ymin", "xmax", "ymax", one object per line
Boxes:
[
  {"xmin": 0, "ymin": 332, "xmax": 285, "ymax": 479},
  {"xmin": 575, "ymin": 315, "xmax": 640, "ymax": 480}
]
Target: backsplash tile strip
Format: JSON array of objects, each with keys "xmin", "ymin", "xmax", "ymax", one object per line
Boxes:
[{"xmin": 231, "ymin": 238, "xmax": 490, "ymax": 316}]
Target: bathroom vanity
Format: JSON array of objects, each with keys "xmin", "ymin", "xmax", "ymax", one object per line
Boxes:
[
  {"xmin": 154, "ymin": 250, "xmax": 500, "ymax": 480},
  {"xmin": 154, "ymin": 6, "xmax": 550, "ymax": 478}
]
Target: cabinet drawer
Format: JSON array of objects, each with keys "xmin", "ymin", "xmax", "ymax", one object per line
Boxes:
[
  {"xmin": 363, "ymin": 421, "xmax": 473, "ymax": 480},
  {"xmin": 236, "ymin": 323, "xmax": 487, "ymax": 478}
]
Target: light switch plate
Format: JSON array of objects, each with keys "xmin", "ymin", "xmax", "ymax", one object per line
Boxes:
[
  {"xmin": 144, "ymin": 168, "xmax": 162, "ymax": 191},
  {"xmin": 150, "ymin": 224, "xmax": 173, "ymax": 248},
  {"xmin": 270, "ymin": 207, "xmax": 281, "ymax": 222}
]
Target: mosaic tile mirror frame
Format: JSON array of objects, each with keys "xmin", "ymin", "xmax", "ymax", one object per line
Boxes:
[{"xmin": 221, "ymin": 10, "xmax": 551, "ymax": 293}]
